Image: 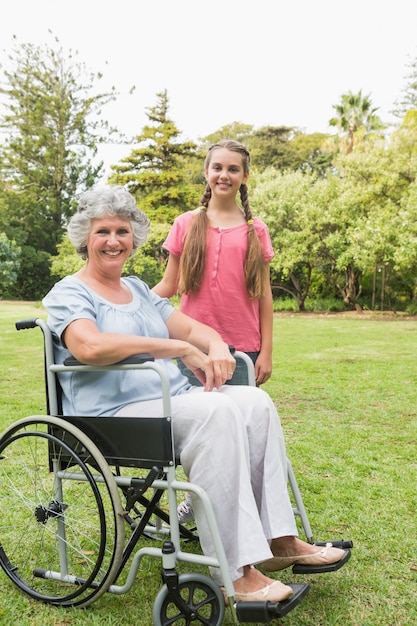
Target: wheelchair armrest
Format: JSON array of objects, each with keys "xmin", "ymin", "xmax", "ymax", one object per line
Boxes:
[{"xmin": 63, "ymin": 354, "xmax": 155, "ymax": 367}]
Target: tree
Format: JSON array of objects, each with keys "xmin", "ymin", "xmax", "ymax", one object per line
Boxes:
[
  {"xmin": 0, "ymin": 35, "xmax": 118, "ymax": 254},
  {"xmin": 392, "ymin": 53, "xmax": 417, "ymax": 119},
  {"xmin": 329, "ymin": 90, "xmax": 385, "ymax": 153},
  {"xmin": 108, "ymin": 90, "xmax": 200, "ymax": 224},
  {"xmin": 276, "ymin": 132, "xmax": 334, "ymax": 175},
  {"xmin": 251, "ymin": 169, "xmax": 334, "ymax": 310},
  {"xmin": 0, "ymin": 35, "xmax": 120, "ymax": 298},
  {"xmin": 123, "ymin": 226, "xmax": 167, "ymax": 287},
  {"xmin": 202, "ymin": 125, "xmax": 334, "ymax": 176},
  {"xmin": 247, "ymin": 125, "xmax": 296, "ymax": 169},
  {"xmin": 50, "ymin": 236, "xmax": 84, "ymax": 279},
  {"xmin": 251, "ymin": 138, "xmax": 417, "ymax": 312},
  {"xmin": 200, "ymin": 122, "xmax": 255, "ymax": 149},
  {"xmin": 0, "ymin": 232, "xmax": 20, "ymax": 296},
  {"xmin": 323, "ymin": 136, "xmax": 417, "ymax": 310}
]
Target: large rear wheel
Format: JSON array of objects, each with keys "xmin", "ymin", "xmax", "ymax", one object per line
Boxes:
[{"xmin": 0, "ymin": 416, "xmax": 125, "ymax": 607}]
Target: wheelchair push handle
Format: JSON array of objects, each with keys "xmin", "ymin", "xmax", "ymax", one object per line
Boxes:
[{"xmin": 15, "ymin": 318, "xmax": 39, "ymax": 330}]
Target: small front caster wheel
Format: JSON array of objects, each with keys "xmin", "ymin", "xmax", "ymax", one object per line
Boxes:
[{"xmin": 153, "ymin": 573, "xmax": 225, "ymax": 626}]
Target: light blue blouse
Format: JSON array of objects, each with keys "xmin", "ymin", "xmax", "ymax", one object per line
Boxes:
[{"xmin": 42, "ymin": 275, "xmax": 192, "ymax": 416}]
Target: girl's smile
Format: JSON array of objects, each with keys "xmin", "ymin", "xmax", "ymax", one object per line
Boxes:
[{"xmin": 205, "ymin": 147, "xmax": 249, "ymax": 198}]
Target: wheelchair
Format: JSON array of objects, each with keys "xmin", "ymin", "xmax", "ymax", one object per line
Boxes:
[{"xmin": 0, "ymin": 318, "xmax": 352, "ymax": 625}]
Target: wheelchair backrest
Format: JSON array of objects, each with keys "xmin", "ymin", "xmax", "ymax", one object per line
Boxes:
[{"xmin": 16, "ymin": 318, "xmax": 176, "ymax": 469}]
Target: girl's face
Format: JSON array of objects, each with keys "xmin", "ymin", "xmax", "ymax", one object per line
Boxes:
[
  {"xmin": 86, "ymin": 215, "xmax": 133, "ymax": 272},
  {"xmin": 205, "ymin": 148, "xmax": 249, "ymax": 199}
]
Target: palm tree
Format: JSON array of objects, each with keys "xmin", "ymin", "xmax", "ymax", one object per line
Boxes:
[{"xmin": 329, "ymin": 90, "xmax": 384, "ymax": 153}]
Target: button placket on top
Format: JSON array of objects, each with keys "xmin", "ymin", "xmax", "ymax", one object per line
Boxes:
[{"xmin": 210, "ymin": 228, "xmax": 223, "ymax": 283}]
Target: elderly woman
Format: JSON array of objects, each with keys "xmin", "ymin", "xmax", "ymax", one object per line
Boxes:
[{"xmin": 42, "ymin": 185, "xmax": 345, "ymax": 604}]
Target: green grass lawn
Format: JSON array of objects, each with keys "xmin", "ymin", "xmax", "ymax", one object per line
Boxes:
[{"xmin": 0, "ymin": 302, "xmax": 416, "ymax": 626}]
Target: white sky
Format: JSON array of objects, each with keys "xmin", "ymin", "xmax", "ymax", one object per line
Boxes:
[{"xmin": 1, "ymin": 0, "xmax": 417, "ymax": 170}]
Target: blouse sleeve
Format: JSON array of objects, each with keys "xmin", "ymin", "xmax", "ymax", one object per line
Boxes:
[
  {"xmin": 42, "ymin": 277, "xmax": 97, "ymax": 345},
  {"xmin": 162, "ymin": 211, "xmax": 195, "ymax": 257}
]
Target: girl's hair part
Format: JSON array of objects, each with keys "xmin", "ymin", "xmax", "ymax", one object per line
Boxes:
[
  {"xmin": 178, "ymin": 140, "xmax": 268, "ymax": 299},
  {"xmin": 67, "ymin": 185, "xmax": 150, "ymax": 259}
]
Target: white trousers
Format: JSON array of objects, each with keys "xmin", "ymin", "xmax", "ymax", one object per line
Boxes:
[{"xmin": 116, "ymin": 385, "xmax": 298, "ymax": 583}]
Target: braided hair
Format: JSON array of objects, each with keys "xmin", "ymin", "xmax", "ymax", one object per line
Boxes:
[{"xmin": 178, "ymin": 140, "xmax": 268, "ymax": 299}]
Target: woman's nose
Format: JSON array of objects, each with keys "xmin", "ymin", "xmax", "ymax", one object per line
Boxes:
[{"xmin": 107, "ymin": 232, "xmax": 118, "ymax": 245}]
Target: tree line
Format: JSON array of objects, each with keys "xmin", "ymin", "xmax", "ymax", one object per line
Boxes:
[{"xmin": 1, "ymin": 35, "xmax": 416, "ymax": 312}]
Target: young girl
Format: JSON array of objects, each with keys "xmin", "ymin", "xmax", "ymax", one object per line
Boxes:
[
  {"xmin": 153, "ymin": 139, "xmax": 274, "ymax": 388},
  {"xmin": 153, "ymin": 139, "xmax": 275, "ymax": 523}
]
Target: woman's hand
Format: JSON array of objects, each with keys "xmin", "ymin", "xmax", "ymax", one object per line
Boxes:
[
  {"xmin": 166, "ymin": 310, "xmax": 236, "ymax": 390},
  {"xmin": 180, "ymin": 342, "xmax": 236, "ymax": 391},
  {"xmin": 207, "ymin": 340, "xmax": 236, "ymax": 386}
]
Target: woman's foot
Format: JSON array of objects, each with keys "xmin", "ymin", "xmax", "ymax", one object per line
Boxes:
[
  {"xmin": 260, "ymin": 536, "xmax": 345, "ymax": 572},
  {"xmin": 223, "ymin": 565, "xmax": 293, "ymax": 604}
]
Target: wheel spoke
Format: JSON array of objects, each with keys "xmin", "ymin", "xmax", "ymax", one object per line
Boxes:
[{"xmin": 0, "ymin": 417, "xmax": 124, "ymax": 607}]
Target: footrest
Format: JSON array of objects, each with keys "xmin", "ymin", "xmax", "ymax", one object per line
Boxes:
[
  {"xmin": 315, "ymin": 539, "xmax": 353, "ymax": 549},
  {"xmin": 235, "ymin": 583, "xmax": 309, "ymax": 622},
  {"xmin": 293, "ymin": 547, "xmax": 351, "ymax": 574}
]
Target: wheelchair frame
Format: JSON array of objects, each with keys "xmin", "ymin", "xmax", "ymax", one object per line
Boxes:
[{"xmin": 0, "ymin": 318, "xmax": 350, "ymax": 624}]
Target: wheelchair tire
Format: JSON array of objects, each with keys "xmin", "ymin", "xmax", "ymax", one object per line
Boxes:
[
  {"xmin": 152, "ymin": 573, "xmax": 225, "ymax": 626},
  {"xmin": 0, "ymin": 415, "xmax": 125, "ymax": 607}
]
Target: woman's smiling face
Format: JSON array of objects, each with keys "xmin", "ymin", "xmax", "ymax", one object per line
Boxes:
[{"xmin": 86, "ymin": 215, "xmax": 134, "ymax": 271}]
